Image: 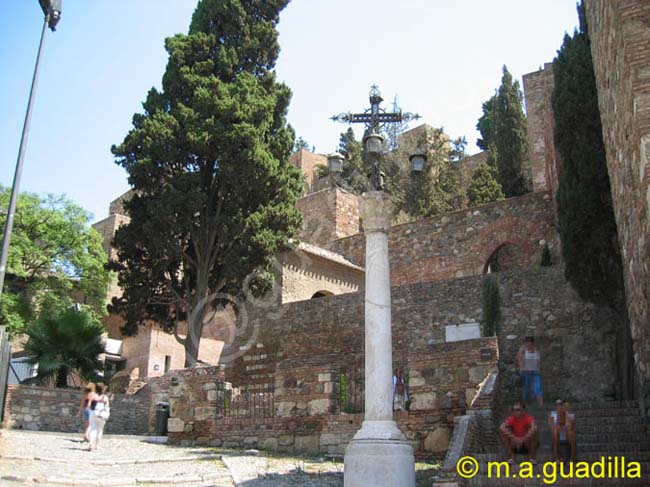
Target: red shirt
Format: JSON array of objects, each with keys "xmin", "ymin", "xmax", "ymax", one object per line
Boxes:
[{"xmin": 505, "ymin": 414, "xmax": 534, "ymax": 438}]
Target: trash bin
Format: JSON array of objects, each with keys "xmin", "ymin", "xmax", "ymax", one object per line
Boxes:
[{"xmin": 155, "ymin": 402, "xmax": 170, "ymax": 436}]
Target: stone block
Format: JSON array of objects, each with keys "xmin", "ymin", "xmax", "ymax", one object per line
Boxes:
[
  {"xmin": 318, "ymin": 373, "xmax": 332, "ymax": 382},
  {"xmin": 454, "ymin": 368, "xmax": 469, "ymax": 383},
  {"xmin": 410, "ymin": 392, "xmax": 437, "ymax": 411},
  {"xmin": 307, "ymin": 398, "xmax": 331, "ymax": 415},
  {"xmin": 207, "ymin": 390, "xmax": 218, "ymax": 402},
  {"xmin": 409, "ymin": 377, "xmax": 426, "ymax": 388},
  {"xmin": 244, "ymin": 436, "xmax": 259, "ymax": 446},
  {"xmin": 167, "ymin": 418, "xmax": 185, "ymax": 433},
  {"xmin": 465, "ymin": 388, "xmax": 477, "ymax": 407},
  {"xmin": 262, "ymin": 437, "xmax": 278, "ymax": 451},
  {"xmin": 469, "ymin": 366, "xmax": 487, "ymax": 383},
  {"xmin": 295, "ymin": 434, "xmax": 320, "ymax": 454},
  {"xmin": 424, "ymin": 426, "xmax": 451, "ymax": 453},
  {"xmin": 278, "ymin": 434, "xmax": 294, "ymax": 446},
  {"xmin": 276, "ymin": 401, "xmax": 296, "ymax": 417}
]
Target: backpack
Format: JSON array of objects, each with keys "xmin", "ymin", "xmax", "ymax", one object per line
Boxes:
[{"xmin": 95, "ymin": 396, "xmax": 110, "ymax": 420}]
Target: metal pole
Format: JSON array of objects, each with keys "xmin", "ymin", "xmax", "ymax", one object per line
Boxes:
[{"xmin": 0, "ymin": 15, "xmax": 50, "ymax": 300}]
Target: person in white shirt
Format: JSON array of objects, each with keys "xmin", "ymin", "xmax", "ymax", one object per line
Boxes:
[
  {"xmin": 548, "ymin": 399, "xmax": 575, "ymax": 462},
  {"xmin": 518, "ymin": 336, "xmax": 543, "ymax": 406}
]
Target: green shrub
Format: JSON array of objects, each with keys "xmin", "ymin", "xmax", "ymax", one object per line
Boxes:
[{"xmin": 481, "ymin": 276, "xmax": 501, "ymax": 337}]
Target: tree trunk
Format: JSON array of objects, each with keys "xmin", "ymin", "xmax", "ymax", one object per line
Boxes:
[{"xmin": 184, "ymin": 298, "xmax": 205, "ymax": 368}]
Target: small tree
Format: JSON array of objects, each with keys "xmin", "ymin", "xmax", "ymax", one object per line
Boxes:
[
  {"xmin": 0, "ymin": 187, "xmax": 111, "ymax": 335},
  {"xmin": 467, "ymin": 162, "xmax": 505, "ymax": 206},
  {"xmin": 293, "ymin": 136, "xmax": 314, "ymax": 153},
  {"xmin": 480, "ymin": 276, "xmax": 501, "ymax": 337},
  {"xmin": 540, "ymin": 244, "xmax": 552, "ymax": 267},
  {"xmin": 24, "ymin": 309, "xmax": 105, "ymax": 388}
]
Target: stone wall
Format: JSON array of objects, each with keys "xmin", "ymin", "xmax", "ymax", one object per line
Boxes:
[
  {"xmin": 158, "ymin": 267, "xmax": 620, "ymax": 457},
  {"xmin": 523, "ymin": 63, "xmax": 561, "ymax": 195},
  {"xmin": 586, "ymin": 0, "xmax": 650, "ymax": 412},
  {"xmin": 3, "ymin": 385, "xmax": 151, "ymax": 435},
  {"xmin": 278, "ymin": 246, "xmax": 363, "ymax": 303},
  {"xmin": 327, "ymin": 192, "xmax": 559, "ymax": 286}
]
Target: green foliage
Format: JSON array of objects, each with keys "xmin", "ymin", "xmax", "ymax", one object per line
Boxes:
[
  {"xmin": 477, "ymin": 66, "xmax": 530, "ymax": 197},
  {"xmin": 390, "ymin": 127, "xmax": 469, "ymax": 221},
  {"xmin": 480, "ymin": 275, "xmax": 501, "ymax": 337},
  {"xmin": 110, "ymin": 0, "xmax": 302, "ymax": 366},
  {"xmin": 23, "ymin": 309, "xmax": 105, "ymax": 388},
  {"xmin": 467, "ymin": 162, "xmax": 505, "ymax": 206},
  {"xmin": 0, "ymin": 187, "xmax": 111, "ymax": 335},
  {"xmin": 540, "ymin": 244, "xmax": 552, "ymax": 267},
  {"xmin": 552, "ymin": 1, "xmax": 624, "ymax": 309},
  {"xmin": 293, "ymin": 136, "xmax": 314, "ymax": 153}
]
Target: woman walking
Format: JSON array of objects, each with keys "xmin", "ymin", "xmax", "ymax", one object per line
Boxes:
[
  {"xmin": 88, "ymin": 382, "xmax": 110, "ymax": 451},
  {"xmin": 77, "ymin": 383, "xmax": 95, "ymax": 442}
]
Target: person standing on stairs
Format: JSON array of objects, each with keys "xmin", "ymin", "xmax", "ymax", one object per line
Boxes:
[{"xmin": 518, "ymin": 336, "xmax": 543, "ymax": 406}]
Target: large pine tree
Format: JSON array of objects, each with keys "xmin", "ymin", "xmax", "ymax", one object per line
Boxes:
[
  {"xmin": 110, "ymin": 0, "xmax": 302, "ymax": 366},
  {"xmin": 553, "ymin": 1, "xmax": 632, "ymax": 398},
  {"xmin": 477, "ymin": 66, "xmax": 530, "ymax": 197}
]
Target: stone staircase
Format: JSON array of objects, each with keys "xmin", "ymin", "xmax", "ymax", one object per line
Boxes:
[{"xmin": 463, "ymin": 400, "xmax": 650, "ymax": 486}]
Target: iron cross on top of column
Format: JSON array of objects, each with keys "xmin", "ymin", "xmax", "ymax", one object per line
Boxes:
[{"xmin": 331, "ymin": 85, "xmax": 420, "ymax": 132}]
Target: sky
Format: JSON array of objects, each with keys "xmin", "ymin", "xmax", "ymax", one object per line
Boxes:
[{"xmin": 0, "ymin": 1, "xmax": 580, "ymax": 223}]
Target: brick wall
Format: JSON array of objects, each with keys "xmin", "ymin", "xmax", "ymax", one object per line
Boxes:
[
  {"xmin": 289, "ymin": 150, "xmax": 327, "ymax": 195},
  {"xmin": 586, "ymin": 0, "xmax": 650, "ymax": 414},
  {"xmin": 327, "ymin": 191, "xmax": 559, "ymax": 285},
  {"xmin": 3, "ymin": 385, "xmax": 151, "ymax": 435},
  {"xmin": 296, "ymin": 187, "xmax": 360, "ymax": 247}
]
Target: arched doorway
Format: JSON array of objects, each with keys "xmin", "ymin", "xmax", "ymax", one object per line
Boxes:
[
  {"xmin": 483, "ymin": 242, "xmax": 530, "ymax": 274},
  {"xmin": 311, "ymin": 290, "xmax": 334, "ymax": 299}
]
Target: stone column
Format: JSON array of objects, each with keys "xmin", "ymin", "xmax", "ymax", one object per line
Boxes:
[{"xmin": 344, "ymin": 191, "xmax": 415, "ymax": 487}]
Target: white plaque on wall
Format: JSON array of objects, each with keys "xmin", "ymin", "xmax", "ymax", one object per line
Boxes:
[{"xmin": 445, "ymin": 323, "xmax": 481, "ymax": 342}]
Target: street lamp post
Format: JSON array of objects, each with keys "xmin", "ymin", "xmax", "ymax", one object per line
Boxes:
[
  {"xmin": 332, "ymin": 86, "xmax": 423, "ymax": 487},
  {"xmin": 0, "ymin": 1, "xmax": 62, "ymax": 299}
]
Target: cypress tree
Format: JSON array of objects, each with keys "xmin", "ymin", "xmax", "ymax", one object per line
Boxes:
[
  {"xmin": 477, "ymin": 67, "xmax": 530, "ymax": 197},
  {"xmin": 110, "ymin": 0, "xmax": 302, "ymax": 366},
  {"xmin": 552, "ymin": 1, "xmax": 632, "ymax": 398}
]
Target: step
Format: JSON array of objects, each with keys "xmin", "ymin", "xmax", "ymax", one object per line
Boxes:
[
  {"xmin": 474, "ymin": 452, "xmax": 650, "ymax": 463},
  {"xmin": 578, "ymin": 443, "xmax": 650, "ymax": 453},
  {"xmin": 576, "ymin": 432, "xmax": 650, "ymax": 444},
  {"xmin": 575, "ymin": 408, "xmax": 641, "ymax": 418}
]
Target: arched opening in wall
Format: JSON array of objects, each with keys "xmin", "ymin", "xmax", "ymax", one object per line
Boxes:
[
  {"xmin": 483, "ymin": 242, "xmax": 530, "ymax": 274},
  {"xmin": 311, "ymin": 290, "xmax": 334, "ymax": 299}
]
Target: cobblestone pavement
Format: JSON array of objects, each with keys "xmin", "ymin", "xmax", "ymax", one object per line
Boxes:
[{"xmin": 0, "ymin": 430, "xmax": 345, "ymax": 487}]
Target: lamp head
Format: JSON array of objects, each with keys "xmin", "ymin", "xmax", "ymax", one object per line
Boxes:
[
  {"xmin": 363, "ymin": 132, "xmax": 384, "ymax": 156},
  {"xmin": 409, "ymin": 150, "xmax": 427, "ymax": 173},
  {"xmin": 327, "ymin": 152, "xmax": 344, "ymax": 174},
  {"xmin": 39, "ymin": 0, "xmax": 62, "ymax": 30}
]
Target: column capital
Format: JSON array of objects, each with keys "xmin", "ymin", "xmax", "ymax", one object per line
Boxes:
[{"xmin": 361, "ymin": 191, "xmax": 393, "ymax": 233}]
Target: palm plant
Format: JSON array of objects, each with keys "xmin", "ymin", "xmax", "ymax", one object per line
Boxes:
[{"xmin": 24, "ymin": 309, "xmax": 105, "ymax": 388}]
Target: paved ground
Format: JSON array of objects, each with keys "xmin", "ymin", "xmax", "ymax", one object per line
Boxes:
[{"xmin": 0, "ymin": 430, "xmax": 345, "ymax": 487}]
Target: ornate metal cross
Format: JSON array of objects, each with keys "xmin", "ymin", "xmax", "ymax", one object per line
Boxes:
[
  {"xmin": 331, "ymin": 85, "xmax": 420, "ymax": 190},
  {"xmin": 331, "ymin": 85, "xmax": 420, "ymax": 134}
]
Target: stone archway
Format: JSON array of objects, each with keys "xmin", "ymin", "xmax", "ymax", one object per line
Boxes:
[
  {"xmin": 476, "ymin": 217, "xmax": 545, "ymax": 274},
  {"xmin": 483, "ymin": 242, "xmax": 531, "ymax": 274}
]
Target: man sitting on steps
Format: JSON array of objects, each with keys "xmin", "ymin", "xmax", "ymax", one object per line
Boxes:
[{"xmin": 500, "ymin": 402, "xmax": 538, "ymax": 464}]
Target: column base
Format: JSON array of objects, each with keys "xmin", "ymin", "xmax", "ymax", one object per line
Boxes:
[{"xmin": 344, "ymin": 433, "xmax": 415, "ymax": 487}]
